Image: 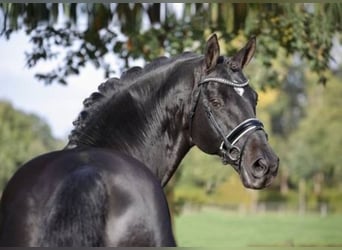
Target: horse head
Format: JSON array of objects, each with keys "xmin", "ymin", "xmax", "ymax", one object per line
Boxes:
[{"xmin": 190, "ymin": 34, "xmax": 279, "ymax": 189}]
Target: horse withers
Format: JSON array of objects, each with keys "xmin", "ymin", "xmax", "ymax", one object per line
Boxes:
[{"xmin": 0, "ymin": 34, "xmax": 279, "ymax": 246}]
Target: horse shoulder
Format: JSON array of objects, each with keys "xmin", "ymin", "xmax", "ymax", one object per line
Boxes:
[
  {"xmin": 0, "ymin": 149, "xmax": 175, "ymax": 246},
  {"xmin": 77, "ymin": 149, "xmax": 176, "ymax": 246}
]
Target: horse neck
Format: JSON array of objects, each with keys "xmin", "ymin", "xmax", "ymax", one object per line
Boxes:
[{"xmin": 75, "ymin": 63, "xmax": 198, "ymax": 186}]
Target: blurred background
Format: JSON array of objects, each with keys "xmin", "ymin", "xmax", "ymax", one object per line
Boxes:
[{"xmin": 0, "ymin": 3, "xmax": 341, "ymax": 247}]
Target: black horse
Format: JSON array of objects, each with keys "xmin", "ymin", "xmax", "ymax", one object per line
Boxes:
[{"xmin": 0, "ymin": 34, "xmax": 279, "ymax": 246}]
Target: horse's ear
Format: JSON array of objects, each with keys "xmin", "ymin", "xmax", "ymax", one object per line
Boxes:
[
  {"xmin": 231, "ymin": 36, "xmax": 256, "ymax": 69},
  {"xmin": 204, "ymin": 33, "xmax": 220, "ymax": 72}
]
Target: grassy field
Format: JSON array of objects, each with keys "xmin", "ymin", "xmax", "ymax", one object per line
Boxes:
[{"xmin": 174, "ymin": 207, "xmax": 342, "ymax": 247}]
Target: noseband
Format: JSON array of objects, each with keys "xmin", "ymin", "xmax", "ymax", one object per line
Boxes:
[{"xmin": 189, "ymin": 77, "xmax": 265, "ymax": 169}]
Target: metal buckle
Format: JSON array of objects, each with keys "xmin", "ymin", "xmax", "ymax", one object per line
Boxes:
[{"xmin": 227, "ymin": 145, "xmax": 240, "ymax": 162}]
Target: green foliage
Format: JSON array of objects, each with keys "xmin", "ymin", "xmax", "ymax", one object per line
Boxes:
[
  {"xmin": 323, "ymin": 188, "xmax": 342, "ymax": 213},
  {"xmin": 283, "ymin": 73, "xmax": 342, "ymax": 183},
  {"xmin": 176, "ymin": 149, "xmax": 257, "ymax": 209},
  {"xmin": 175, "ymin": 186, "xmax": 209, "ymax": 206},
  {"xmin": 259, "ymin": 189, "xmax": 288, "ymax": 203},
  {"xmin": 177, "ymin": 147, "xmax": 231, "ymax": 193},
  {"xmin": 0, "ymin": 101, "xmax": 62, "ymax": 190},
  {"xmin": 0, "ymin": 3, "xmax": 341, "ymax": 86},
  {"xmin": 250, "ymin": 61, "xmax": 342, "ymax": 212}
]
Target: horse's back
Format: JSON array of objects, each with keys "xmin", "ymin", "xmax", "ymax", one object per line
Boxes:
[{"xmin": 0, "ymin": 148, "xmax": 175, "ymax": 246}]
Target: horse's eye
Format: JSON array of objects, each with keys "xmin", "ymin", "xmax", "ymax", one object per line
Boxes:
[{"xmin": 210, "ymin": 99, "xmax": 222, "ymax": 108}]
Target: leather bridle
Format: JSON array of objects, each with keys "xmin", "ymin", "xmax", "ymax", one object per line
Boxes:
[{"xmin": 189, "ymin": 77, "xmax": 265, "ymax": 170}]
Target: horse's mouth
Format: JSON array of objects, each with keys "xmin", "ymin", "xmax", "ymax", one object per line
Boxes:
[
  {"xmin": 240, "ymin": 170, "xmax": 276, "ymax": 189},
  {"xmin": 239, "ymin": 160, "xmax": 278, "ymax": 190},
  {"xmin": 222, "ymin": 155, "xmax": 278, "ymax": 190}
]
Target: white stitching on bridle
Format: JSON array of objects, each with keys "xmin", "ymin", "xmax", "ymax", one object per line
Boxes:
[{"xmin": 200, "ymin": 77, "xmax": 249, "ymax": 87}]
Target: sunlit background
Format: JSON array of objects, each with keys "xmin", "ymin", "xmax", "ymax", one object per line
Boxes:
[{"xmin": 0, "ymin": 3, "xmax": 341, "ymax": 247}]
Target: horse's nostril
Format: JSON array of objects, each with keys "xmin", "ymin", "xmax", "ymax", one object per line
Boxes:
[{"xmin": 252, "ymin": 158, "xmax": 268, "ymax": 178}]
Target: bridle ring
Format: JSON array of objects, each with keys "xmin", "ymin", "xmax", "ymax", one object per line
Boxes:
[{"xmin": 226, "ymin": 145, "xmax": 241, "ymax": 162}]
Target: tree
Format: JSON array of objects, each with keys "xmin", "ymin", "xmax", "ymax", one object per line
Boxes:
[
  {"xmin": 285, "ymin": 74, "xmax": 342, "ymax": 185},
  {"xmin": 0, "ymin": 3, "xmax": 341, "ymax": 86},
  {"xmin": 0, "ymin": 101, "xmax": 63, "ymax": 190},
  {"xmin": 178, "ymin": 148, "xmax": 231, "ymax": 194}
]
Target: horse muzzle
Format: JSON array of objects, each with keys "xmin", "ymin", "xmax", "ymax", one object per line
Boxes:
[{"xmin": 238, "ymin": 134, "xmax": 279, "ymax": 189}]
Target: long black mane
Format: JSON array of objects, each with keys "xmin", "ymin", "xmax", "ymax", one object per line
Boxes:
[{"xmin": 66, "ymin": 52, "xmax": 200, "ymax": 149}]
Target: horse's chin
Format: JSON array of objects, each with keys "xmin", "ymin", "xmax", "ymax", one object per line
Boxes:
[
  {"xmin": 239, "ymin": 167, "xmax": 275, "ymax": 189},
  {"xmin": 222, "ymin": 159, "xmax": 276, "ymax": 190}
]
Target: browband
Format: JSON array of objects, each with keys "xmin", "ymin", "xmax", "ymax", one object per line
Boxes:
[{"xmin": 199, "ymin": 77, "xmax": 249, "ymax": 87}]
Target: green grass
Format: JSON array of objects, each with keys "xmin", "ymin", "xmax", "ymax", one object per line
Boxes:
[{"xmin": 174, "ymin": 208, "xmax": 342, "ymax": 247}]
